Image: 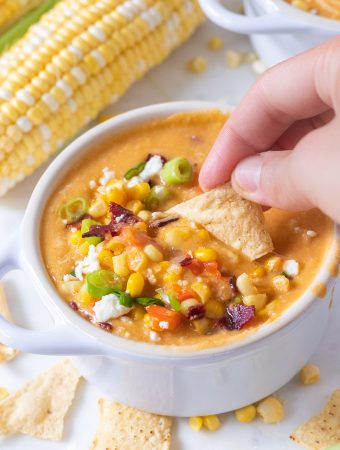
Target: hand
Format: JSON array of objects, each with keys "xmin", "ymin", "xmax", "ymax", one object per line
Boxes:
[{"xmin": 199, "ymin": 37, "xmax": 340, "ymax": 223}]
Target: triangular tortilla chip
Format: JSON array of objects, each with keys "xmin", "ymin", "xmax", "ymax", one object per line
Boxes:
[
  {"xmin": 0, "ymin": 358, "xmax": 80, "ymax": 441},
  {"xmin": 91, "ymin": 399, "xmax": 172, "ymax": 450},
  {"xmin": 168, "ymin": 183, "xmax": 273, "ymax": 260},
  {"xmin": 291, "ymin": 389, "xmax": 340, "ymax": 449},
  {"xmin": 0, "ymin": 284, "xmax": 17, "ymax": 362}
]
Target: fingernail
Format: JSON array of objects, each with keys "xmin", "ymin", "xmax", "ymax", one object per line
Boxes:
[{"xmin": 233, "ymin": 155, "xmax": 263, "ymax": 193}]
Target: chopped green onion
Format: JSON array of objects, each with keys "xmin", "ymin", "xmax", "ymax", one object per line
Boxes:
[
  {"xmin": 0, "ymin": 0, "xmax": 60, "ymax": 55},
  {"xmin": 86, "ymin": 270, "xmax": 122, "ymax": 298},
  {"xmin": 169, "ymin": 295, "xmax": 181, "ymax": 312},
  {"xmin": 144, "ymin": 185, "xmax": 170, "ymax": 211},
  {"xmin": 60, "ymin": 196, "xmax": 89, "ymax": 224},
  {"xmin": 124, "ymin": 161, "xmax": 146, "ymax": 180},
  {"xmin": 231, "ymin": 296, "xmax": 242, "ymax": 304},
  {"xmin": 160, "ymin": 157, "xmax": 193, "ymax": 185},
  {"xmin": 81, "ymin": 218, "xmax": 102, "ymax": 245},
  {"xmin": 114, "ymin": 290, "xmax": 133, "ymax": 308},
  {"xmin": 280, "ymin": 271, "xmax": 291, "ymax": 279},
  {"xmin": 135, "ymin": 297, "xmax": 164, "ymax": 306}
]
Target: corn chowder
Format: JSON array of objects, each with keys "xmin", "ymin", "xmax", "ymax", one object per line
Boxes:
[
  {"xmin": 41, "ymin": 111, "xmax": 334, "ymax": 347},
  {"xmin": 287, "ymin": 0, "xmax": 340, "ymax": 19}
]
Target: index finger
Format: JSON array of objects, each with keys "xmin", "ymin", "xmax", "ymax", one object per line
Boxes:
[{"xmin": 199, "ymin": 38, "xmax": 335, "ymax": 190}]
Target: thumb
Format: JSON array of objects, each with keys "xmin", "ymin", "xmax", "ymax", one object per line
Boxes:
[{"xmin": 231, "ymin": 150, "xmax": 313, "ymax": 211}]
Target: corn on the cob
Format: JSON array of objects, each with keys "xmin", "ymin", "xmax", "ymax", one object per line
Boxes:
[
  {"xmin": 0, "ymin": 0, "xmax": 204, "ymax": 195},
  {"xmin": 0, "ymin": 0, "xmax": 44, "ymax": 33}
]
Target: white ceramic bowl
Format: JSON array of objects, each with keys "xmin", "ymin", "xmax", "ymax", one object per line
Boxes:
[
  {"xmin": 0, "ymin": 101, "xmax": 338, "ymax": 416},
  {"xmin": 199, "ymin": 0, "xmax": 340, "ymax": 67}
]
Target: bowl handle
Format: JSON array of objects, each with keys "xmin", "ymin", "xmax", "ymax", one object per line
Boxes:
[
  {"xmin": 199, "ymin": 0, "xmax": 311, "ymax": 34},
  {"xmin": 0, "ymin": 230, "xmax": 106, "ymax": 356}
]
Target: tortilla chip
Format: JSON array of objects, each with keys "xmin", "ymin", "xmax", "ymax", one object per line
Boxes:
[
  {"xmin": 0, "ymin": 284, "xmax": 17, "ymax": 362},
  {"xmin": 91, "ymin": 399, "xmax": 172, "ymax": 450},
  {"xmin": 0, "ymin": 358, "xmax": 80, "ymax": 441},
  {"xmin": 168, "ymin": 183, "xmax": 273, "ymax": 260},
  {"xmin": 291, "ymin": 389, "xmax": 340, "ymax": 449}
]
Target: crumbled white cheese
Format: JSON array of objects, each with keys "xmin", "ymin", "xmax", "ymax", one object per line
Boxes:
[
  {"xmin": 127, "ymin": 176, "xmax": 140, "ymax": 188},
  {"xmin": 89, "ymin": 179, "xmax": 96, "ymax": 189},
  {"xmin": 93, "ymin": 294, "xmax": 132, "ymax": 322},
  {"xmin": 99, "ymin": 167, "xmax": 115, "ymax": 186},
  {"xmin": 63, "ymin": 274, "xmax": 77, "ymax": 282},
  {"xmin": 70, "ymin": 227, "xmax": 77, "ymax": 233},
  {"xmin": 306, "ymin": 230, "xmax": 318, "ymax": 238},
  {"xmin": 283, "ymin": 259, "xmax": 300, "ymax": 278},
  {"xmin": 115, "ymin": 214, "xmax": 126, "ymax": 223},
  {"xmin": 120, "ymin": 316, "xmax": 133, "ymax": 323},
  {"xmin": 74, "ymin": 245, "xmax": 100, "ymax": 280},
  {"xmin": 146, "ymin": 268, "xmax": 157, "ymax": 285},
  {"xmin": 159, "ymin": 321, "xmax": 169, "ymax": 330},
  {"xmin": 127, "ymin": 155, "xmax": 163, "ymax": 187},
  {"xmin": 149, "ymin": 331, "xmax": 160, "ymax": 342}
]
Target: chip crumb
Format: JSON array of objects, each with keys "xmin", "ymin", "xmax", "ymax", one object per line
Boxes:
[
  {"xmin": 252, "ymin": 59, "xmax": 267, "ymax": 75},
  {"xmin": 291, "ymin": 389, "xmax": 340, "ymax": 449},
  {"xmin": 0, "ymin": 358, "xmax": 80, "ymax": 441},
  {"xmin": 90, "ymin": 399, "xmax": 172, "ymax": 450},
  {"xmin": 225, "ymin": 50, "xmax": 244, "ymax": 68}
]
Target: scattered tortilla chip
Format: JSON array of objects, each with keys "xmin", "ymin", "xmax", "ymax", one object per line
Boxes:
[
  {"xmin": 291, "ymin": 389, "xmax": 340, "ymax": 449},
  {"xmin": 91, "ymin": 399, "xmax": 172, "ymax": 450},
  {"xmin": 168, "ymin": 183, "xmax": 273, "ymax": 260},
  {"xmin": 0, "ymin": 284, "xmax": 17, "ymax": 362},
  {"xmin": 0, "ymin": 358, "xmax": 80, "ymax": 441}
]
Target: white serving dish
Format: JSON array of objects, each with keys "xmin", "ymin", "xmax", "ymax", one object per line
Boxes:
[
  {"xmin": 0, "ymin": 101, "xmax": 338, "ymax": 417},
  {"xmin": 199, "ymin": 0, "xmax": 340, "ymax": 66}
]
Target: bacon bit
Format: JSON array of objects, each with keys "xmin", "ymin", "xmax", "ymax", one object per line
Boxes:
[
  {"xmin": 149, "ymin": 216, "xmax": 179, "ymax": 229},
  {"xmin": 65, "ymin": 214, "xmax": 91, "ymax": 230},
  {"xmin": 181, "ymin": 257, "xmax": 204, "ymax": 275},
  {"xmin": 187, "ymin": 304, "xmax": 205, "ymax": 320},
  {"xmin": 218, "ymin": 304, "xmax": 256, "ymax": 330},
  {"xmin": 146, "ymin": 153, "xmax": 167, "ymax": 164},
  {"xmin": 98, "ymin": 322, "xmax": 113, "ymax": 331},
  {"xmin": 82, "ymin": 202, "xmax": 140, "ymax": 238},
  {"xmin": 69, "ymin": 301, "xmax": 78, "ymax": 311},
  {"xmin": 180, "ymin": 255, "xmax": 193, "ymax": 266}
]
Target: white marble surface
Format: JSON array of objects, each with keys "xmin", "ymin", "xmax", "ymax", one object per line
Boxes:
[{"xmin": 0, "ymin": 20, "xmax": 339, "ymax": 450}]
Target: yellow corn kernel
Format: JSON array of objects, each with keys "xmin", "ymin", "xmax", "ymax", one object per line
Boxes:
[
  {"xmin": 126, "ymin": 199, "xmax": 144, "ymax": 215},
  {"xmin": 162, "ymin": 226, "xmax": 191, "ymax": 247},
  {"xmin": 194, "ymin": 247, "xmax": 217, "ymax": 263},
  {"xmin": 144, "ymin": 313, "xmax": 155, "ymax": 331},
  {"xmin": 106, "ymin": 187, "xmax": 127, "ymax": 206},
  {"xmin": 60, "ymin": 280, "xmax": 82, "ymax": 296},
  {"xmin": 208, "ymin": 36, "xmax": 223, "ymax": 51},
  {"xmin": 265, "ymin": 299, "xmax": 281, "ymax": 318},
  {"xmin": 187, "ymin": 56, "xmax": 207, "ymax": 73},
  {"xmin": 134, "ymin": 222, "xmax": 147, "ymax": 232},
  {"xmin": 291, "ymin": 0, "xmax": 309, "ymax": 11},
  {"xmin": 137, "ymin": 209, "xmax": 152, "ymax": 222},
  {"xmin": 191, "ymin": 282, "xmax": 211, "ymax": 303},
  {"xmin": 112, "ymin": 253, "xmax": 130, "ymax": 277},
  {"xmin": 189, "ymin": 416, "xmax": 203, "ymax": 431},
  {"xmin": 203, "ymin": 415, "xmax": 221, "ymax": 431},
  {"xmin": 127, "ymin": 272, "xmax": 145, "ymax": 297},
  {"xmin": 127, "ymin": 248, "xmax": 148, "ymax": 271},
  {"xmin": 79, "ymin": 285, "xmax": 94, "ymax": 305},
  {"xmin": 236, "ymin": 273, "xmax": 257, "ymax": 295},
  {"xmin": 154, "ymin": 261, "xmax": 171, "ymax": 274},
  {"xmin": 144, "ymin": 244, "xmax": 163, "ymax": 262},
  {"xmin": 127, "ymin": 182, "xmax": 150, "ymax": 201},
  {"xmin": 98, "ymin": 249, "xmax": 114, "ymax": 270},
  {"xmin": 78, "ymin": 241, "xmax": 90, "ymax": 256},
  {"xmin": 272, "ymin": 275, "xmax": 290, "ymax": 293},
  {"xmin": 205, "ymin": 299, "xmax": 225, "ymax": 319},
  {"xmin": 130, "ymin": 305, "xmax": 145, "ymax": 321},
  {"xmin": 197, "ymin": 229, "xmax": 210, "ymax": 241},
  {"xmin": 225, "ymin": 50, "xmax": 244, "ymax": 68},
  {"xmin": 252, "ymin": 266, "xmax": 266, "ymax": 278},
  {"xmin": 163, "ymin": 272, "xmax": 180, "ymax": 284},
  {"xmin": 265, "ymin": 256, "xmax": 282, "ymax": 273},
  {"xmin": 0, "ymin": 387, "xmax": 9, "ymax": 400},
  {"xmin": 106, "ymin": 237, "xmax": 125, "ymax": 256},
  {"xmin": 299, "ymin": 364, "xmax": 320, "ymax": 385},
  {"xmin": 69, "ymin": 230, "xmax": 83, "ymax": 246},
  {"xmin": 192, "ymin": 317, "xmax": 211, "ymax": 334},
  {"xmin": 89, "ymin": 197, "xmax": 107, "ymax": 218},
  {"xmin": 243, "ymin": 293, "xmax": 267, "ymax": 312},
  {"xmin": 257, "ymin": 308, "xmax": 268, "ymax": 320},
  {"xmin": 235, "ymin": 405, "xmax": 257, "ymax": 423},
  {"xmin": 257, "ymin": 397, "xmax": 284, "ymax": 424}
]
